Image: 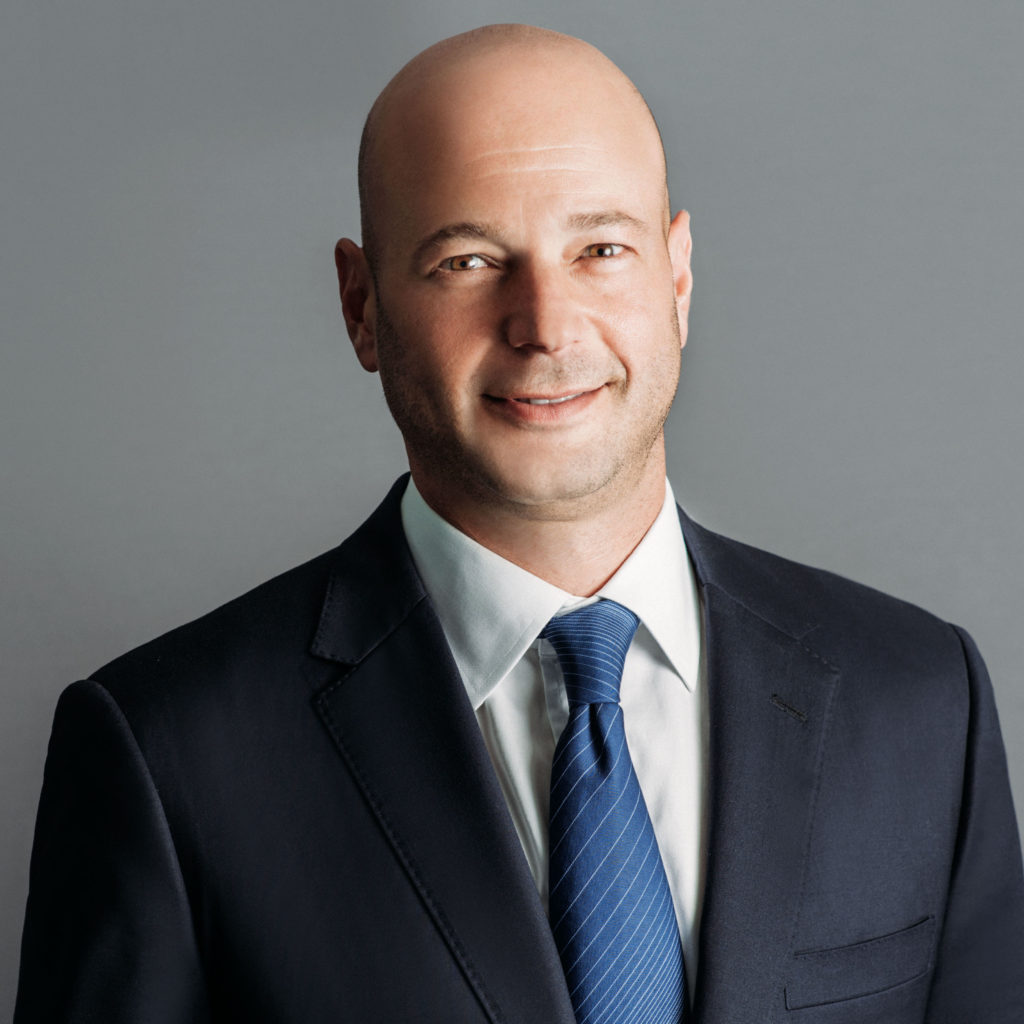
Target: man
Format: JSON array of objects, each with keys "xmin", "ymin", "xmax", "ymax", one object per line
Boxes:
[{"xmin": 15, "ymin": 23, "xmax": 1024, "ymax": 1023}]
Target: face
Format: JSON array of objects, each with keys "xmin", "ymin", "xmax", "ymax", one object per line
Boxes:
[{"xmin": 339, "ymin": 44, "xmax": 692, "ymax": 526}]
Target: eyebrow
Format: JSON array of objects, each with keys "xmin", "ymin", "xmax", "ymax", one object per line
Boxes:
[
  {"xmin": 564, "ymin": 210, "xmax": 648, "ymax": 233},
  {"xmin": 410, "ymin": 210, "xmax": 649, "ymax": 265},
  {"xmin": 411, "ymin": 222, "xmax": 505, "ymax": 266}
]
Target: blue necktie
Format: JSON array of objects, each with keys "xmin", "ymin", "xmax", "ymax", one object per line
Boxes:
[{"xmin": 544, "ymin": 600, "xmax": 687, "ymax": 1024}]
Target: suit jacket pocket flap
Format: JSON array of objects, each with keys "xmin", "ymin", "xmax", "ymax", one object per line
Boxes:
[{"xmin": 784, "ymin": 916, "xmax": 935, "ymax": 1011}]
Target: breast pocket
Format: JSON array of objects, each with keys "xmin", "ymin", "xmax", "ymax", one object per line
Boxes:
[{"xmin": 784, "ymin": 916, "xmax": 935, "ymax": 1011}]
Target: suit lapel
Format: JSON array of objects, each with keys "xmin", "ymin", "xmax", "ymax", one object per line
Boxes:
[
  {"xmin": 680, "ymin": 513, "xmax": 842, "ymax": 1022},
  {"xmin": 310, "ymin": 480, "xmax": 575, "ymax": 1024},
  {"xmin": 307, "ymin": 483, "xmax": 840, "ymax": 1022}
]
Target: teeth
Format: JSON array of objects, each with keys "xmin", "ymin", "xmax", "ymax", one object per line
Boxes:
[{"xmin": 519, "ymin": 393, "xmax": 584, "ymax": 405}]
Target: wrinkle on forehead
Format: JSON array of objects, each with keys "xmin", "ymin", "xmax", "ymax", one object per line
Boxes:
[
  {"xmin": 462, "ymin": 144, "xmax": 613, "ymax": 174},
  {"xmin": 468, "ymin": 144, "xmax": 609, "ymax": 159}
]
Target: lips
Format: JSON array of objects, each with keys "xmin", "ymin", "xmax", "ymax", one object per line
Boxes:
[
  {"xmin": 513, "ymin": 393, "xmax": 586, "ymax": 405},
  {"xmin": 487, "ymin": 387, "xmax": 598, "ymax": 404},
  {"xmin": 482, "ymin": 385, "xmax": 604, "ymax": 424}
]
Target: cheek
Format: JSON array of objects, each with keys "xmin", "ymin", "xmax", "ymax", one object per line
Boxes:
[
  {"xmin": 602, "ymin": 286, "xmax": 681, "ymax": 366},
  {"xmin": 420, "ymin": 303, "xmax": 497, "ymax": 375},
  {"xmin": 378, "ymin": 314, "xmax": 488, "ymax": 403},
  {"xmin": 592, "ymin": 261, "xmax": 674, "ymax": 326}
]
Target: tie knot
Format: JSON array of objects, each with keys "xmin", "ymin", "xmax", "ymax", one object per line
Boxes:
[{"xmin": 541, "ymin": 599, "xmax": 640, "ymax": 706}]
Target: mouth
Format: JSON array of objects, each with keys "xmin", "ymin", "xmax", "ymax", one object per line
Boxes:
[
  {"xmin": 511, "ymin": 392, "xmax": 587, "ymax": 406},
  {"xmin": 483, "ymin": 386, "xmax": 604, "ymax": 424}
]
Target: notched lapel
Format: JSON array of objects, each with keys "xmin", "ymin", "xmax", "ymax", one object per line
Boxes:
[
  {"xmin": 310, "ymin": 481, "xmax": 575, "ymax": 1024},
  {"xmin": 692, "ymin": 583, "xmax": 841, "ymax": 1023}
]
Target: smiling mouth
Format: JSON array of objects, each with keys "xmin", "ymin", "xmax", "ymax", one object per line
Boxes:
[
  {"xmin": 482, "ymin": 386, "xmax": 603, "ymax": 419},
  {"xmin": 513, "ymin": 393, "xmax": 586, "ymax": 406}
]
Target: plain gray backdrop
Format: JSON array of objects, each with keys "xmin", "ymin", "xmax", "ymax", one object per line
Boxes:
[{"xmin": 3, "ymin": 0, "xmax": 1022, "ymax": 1011}]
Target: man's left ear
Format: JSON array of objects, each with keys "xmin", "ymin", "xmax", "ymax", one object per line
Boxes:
[{"xmin": 667, "ymin": 210, "xmax": 693, "ymax": 348}]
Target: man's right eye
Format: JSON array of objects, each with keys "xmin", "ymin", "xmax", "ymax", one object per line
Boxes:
[{"xmin": 440, "ymin": 254, "xmax": 489, "ymax": 271}]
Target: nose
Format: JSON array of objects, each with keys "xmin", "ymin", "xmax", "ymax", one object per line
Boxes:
[{"xmin": 502, "ymin": 263, "xmax": 586, "ymax": 352}]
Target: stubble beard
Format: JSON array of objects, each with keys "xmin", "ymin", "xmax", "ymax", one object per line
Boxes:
[{"xmin": 372, "ymin": 298, "xmax": 681, "ymax": 523}]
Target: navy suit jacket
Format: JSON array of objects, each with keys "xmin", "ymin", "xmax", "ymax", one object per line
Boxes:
[{"xmin": 16, "ymin": 476, "xmax": 1024, "ymax": 1022}]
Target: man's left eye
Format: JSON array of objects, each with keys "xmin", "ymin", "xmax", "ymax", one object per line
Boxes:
[{"xmin": 582, "ymin": 243, "xmax": 624, "ymax": 258}]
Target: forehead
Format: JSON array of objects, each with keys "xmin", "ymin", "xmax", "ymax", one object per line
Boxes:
[{"xmin": 368, "ymin": 46, "xmax": 667, "ymax": 247}]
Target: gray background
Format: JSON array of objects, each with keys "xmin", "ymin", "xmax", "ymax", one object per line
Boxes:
[{"xmin": 3, "ymin": 0, "xmax": 1021, "ymax": 1010}]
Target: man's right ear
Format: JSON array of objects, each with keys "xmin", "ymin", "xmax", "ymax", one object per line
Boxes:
[{"xmin": 334, "ymin": 238, "xmax": 379, "ymax": 372}]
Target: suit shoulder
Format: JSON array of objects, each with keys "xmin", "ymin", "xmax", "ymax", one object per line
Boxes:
[
  {"xmin": 82, "ymin": 479, "xmax": 413, "ymax": 729},
  {"xmin": 89, "ymin": 544, "xmax": 343, "ymax": 709},
  {"xmin": 681, "ymin": 512, "xmax": 969, "ymax": 674}
]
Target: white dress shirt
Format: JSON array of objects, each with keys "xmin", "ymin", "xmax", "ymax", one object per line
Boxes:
[{"xmin": 401, "ymin": 478, "xmax": 707, "ymax": 979}]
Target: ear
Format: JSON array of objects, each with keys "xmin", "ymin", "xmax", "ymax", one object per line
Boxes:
[
  {"xmin": 666, "ymin": 210, "xmax": 693, "ymax": 348},
  {"xmin": 335, "ymin": 238, "xmax": 379, "ymax": 372}
]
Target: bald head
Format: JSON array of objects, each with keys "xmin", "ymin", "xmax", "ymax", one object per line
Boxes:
[
  {"xmin": 357, "ymin": 24, "xmax": 668, "ymax": 272},
  {"xmin": 335, "ymin": 22, "xmax": 693, "ymax": 552}
]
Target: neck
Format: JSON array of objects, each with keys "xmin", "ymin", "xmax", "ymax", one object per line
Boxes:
[{"xmin": 411, "ymin": 456, "xmax": 668, "ymax": 597}]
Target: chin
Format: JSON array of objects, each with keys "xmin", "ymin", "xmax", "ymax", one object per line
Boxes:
[{"xmin": 475, "ymin": 458, "xmax": 623, "ymax": 517}]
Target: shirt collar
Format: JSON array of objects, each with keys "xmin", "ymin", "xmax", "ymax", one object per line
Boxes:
[
  {"xmin": 595, "ymin": 482, "xmax": 700, "ymax": 694},
  {"xmin": 401, "ymin": 478, "xmax": 700, "ymax": 709}
]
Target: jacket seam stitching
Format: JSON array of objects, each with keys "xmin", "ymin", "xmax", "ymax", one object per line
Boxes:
[{"xmin": 315, "ymin": 692, "xmax": 507, "ymax": 1024}]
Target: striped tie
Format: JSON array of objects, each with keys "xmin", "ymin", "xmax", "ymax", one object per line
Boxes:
[{"xmin": 543, "ymin": 600, "xmax": 687, "ymax": 1024}]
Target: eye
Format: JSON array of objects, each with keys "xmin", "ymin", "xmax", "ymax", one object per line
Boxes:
[
  {"xmin": 440, "ymin": 253, "xmax": 490, "ymax": 271},
  {"xmin": 581, "ymin": 243, "xmax": 625, "ymax": 259}
]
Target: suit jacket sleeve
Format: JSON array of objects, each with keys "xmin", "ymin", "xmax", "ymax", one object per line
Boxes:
[
  {"xmin": 925, "ymin": 627, "xmax": 1024, "ymax": 1022},
  {"xmin": 14, "ymin": 679, "xmax": 210, "ymax": 1024}
]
